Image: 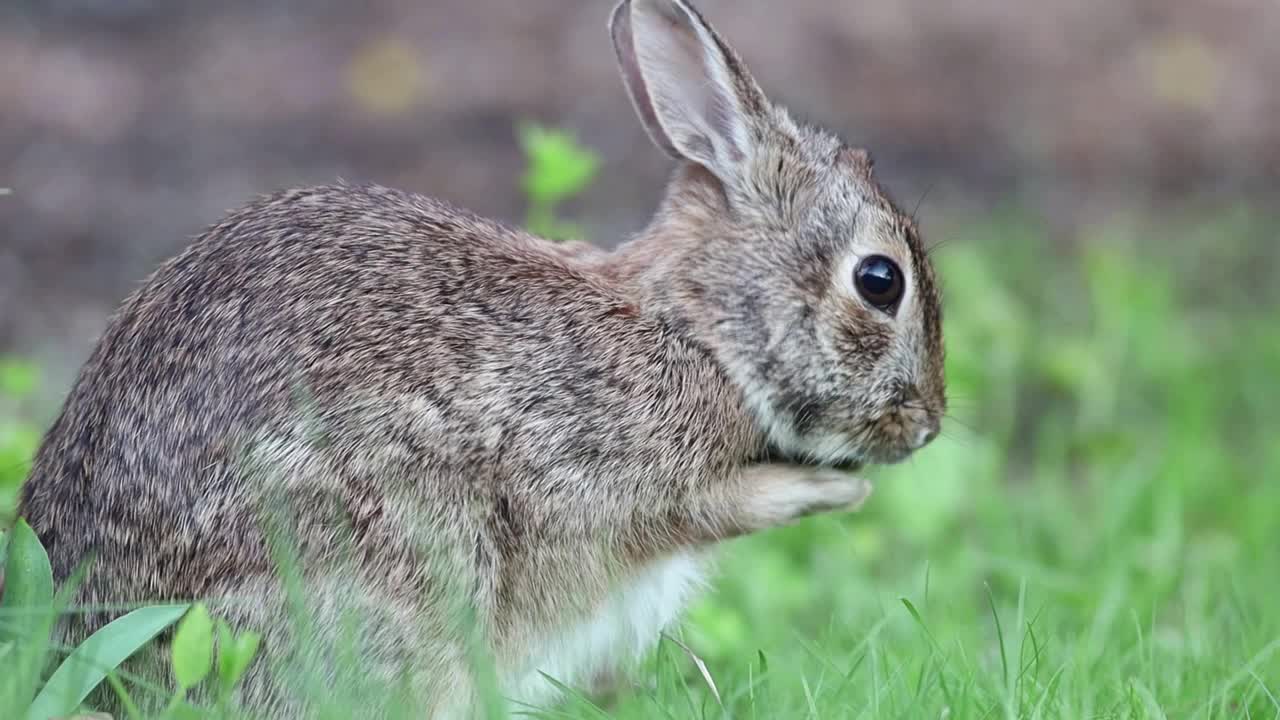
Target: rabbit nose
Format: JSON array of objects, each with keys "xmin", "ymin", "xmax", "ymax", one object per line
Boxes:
[{"xmin": 911, "ymin": 419, "xmax": 940, "ymax": 450}]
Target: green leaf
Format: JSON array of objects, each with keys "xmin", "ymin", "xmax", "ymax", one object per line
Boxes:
[
  {"xmin": 215, "ymin": 620, "xmax": 233, "ymax": 686},
  {"xmin": 217, "ymin": 620, "xmax": 261, "ymax": 693},
  {"xmin": 27, "ymin": 604, "xmax": 189, "ymax": 720},
  {"xmin": 171, "ymin": 603, "xmax": 214, "ymax": 689},
  {"xmin": 0, "ymin": 519, "xmax": 56, "ymax": 711},
  {"xmin": 518, "ymin": 123, "xmax": 600, "ymax": 205},
  {"xmin": 229, "ymin": 632, "xmax": 260, "ymax": 684},
  {"xmin": 0, "ymin": 519, "xmax": 54, "ymax": 632}
]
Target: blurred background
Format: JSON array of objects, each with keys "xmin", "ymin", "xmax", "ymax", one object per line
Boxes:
[
  {"xmin": 2, "ymin": 0, "xmax": 1278, "ymax": 390},
  {"xmin": 2, "ymin": 0, "xmax": 1279, "ymax": 715}
]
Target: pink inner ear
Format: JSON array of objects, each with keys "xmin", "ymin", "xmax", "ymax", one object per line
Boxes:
[{"xmin": 611, "ymin": 1, "xmax": 683, "ymax": 160}]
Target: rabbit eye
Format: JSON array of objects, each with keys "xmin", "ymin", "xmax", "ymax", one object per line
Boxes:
[{"xmin": 854, "ymin": 255, "xmax": 904, "ymax": 312}]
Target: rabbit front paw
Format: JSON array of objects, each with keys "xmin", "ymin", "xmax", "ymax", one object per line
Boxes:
[{"xmin": 730, "ymin": 464, "xmax": 873, "ymax": 534}]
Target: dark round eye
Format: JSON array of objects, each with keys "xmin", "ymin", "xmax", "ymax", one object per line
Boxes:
[{"xmin": 854, "ymin": 255, "xmax": 904, "ymax": 311}]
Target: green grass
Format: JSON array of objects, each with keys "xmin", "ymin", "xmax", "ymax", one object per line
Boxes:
[{"xmin": 1, "ymin": 134, "xmax": 1278, "ymax": 717}]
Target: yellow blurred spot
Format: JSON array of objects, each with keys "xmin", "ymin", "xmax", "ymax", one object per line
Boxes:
[
  {"xmin": 1144, "ymin": 31, "xmax": 1220, "ymax": 111},
  {"xmin": 345, "ymin": 37, "xmax": 427, "ymax": 116}
]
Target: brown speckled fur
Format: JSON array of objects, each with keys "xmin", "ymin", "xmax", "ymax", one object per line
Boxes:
[{"xmin": 15, "ymin": 0, "xmax": 944, "ymax": 717}]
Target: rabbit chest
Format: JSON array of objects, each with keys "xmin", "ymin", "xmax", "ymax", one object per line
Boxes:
[{"xmin": 509, "ymin": 551, "xmax": 707, "ymax": 702}]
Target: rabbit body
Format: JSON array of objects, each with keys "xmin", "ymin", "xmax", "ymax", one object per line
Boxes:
[
  {"xmin": 16, "ymin": 0, "xmax": 945, "ymax": 716},
  {"xmin": 20, "ymin": 184, "xmax": 765, "ymax": 713}
]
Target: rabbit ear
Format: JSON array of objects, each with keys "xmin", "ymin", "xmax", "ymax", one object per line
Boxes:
[{"xmin": 610, "ymin": 0, "xmax": 770, "ymax": 186}]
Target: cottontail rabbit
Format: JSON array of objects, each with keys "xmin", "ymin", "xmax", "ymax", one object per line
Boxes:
[{"xmin": 17, "ymin": 0, "xmax": 945, "ymax": 716}]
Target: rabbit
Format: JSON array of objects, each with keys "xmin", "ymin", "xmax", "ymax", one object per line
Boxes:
[{"xmin": 14, "ymin": 0, "xmax": 946, "ymax": 716}]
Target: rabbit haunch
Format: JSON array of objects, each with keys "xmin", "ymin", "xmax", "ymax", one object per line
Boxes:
[{"xmin": 15, "ymin": 0, "xmax": 943, "ymax": 715}]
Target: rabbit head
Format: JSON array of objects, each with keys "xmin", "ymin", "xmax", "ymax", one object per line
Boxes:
[{"xmin": 610, "ymin": 0, "xmax": 946, "ymax": 468}]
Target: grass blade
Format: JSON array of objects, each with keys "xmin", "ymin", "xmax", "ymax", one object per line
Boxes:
[
  {"xmin": 27, "ymin": 603, "xmax": 189, "ymax": 720},
  {"xmin": 985, "ymin": 582, "xmax": 1010, "ymax": 704},
  {"xmin": 2, "ymin": 518, "xmax": 57, "ymax": 711},
  {"xmin": 1, "ymin": 519, "xmax": 54, "ymax": 630},
  {"xmin": 663, "ymin": 632, "xmax": 723, "ymax": 709}
]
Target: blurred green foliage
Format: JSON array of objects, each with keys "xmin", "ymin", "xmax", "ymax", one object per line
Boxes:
[
  {"xmin": 0, "ymin": 358, "xmax": 40, "ymax": 527},
  {"xmin": 518, "ymin": 122, "xmax": 601, "ymax": 241}
]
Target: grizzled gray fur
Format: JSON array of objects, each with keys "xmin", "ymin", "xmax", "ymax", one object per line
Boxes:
[{"xmin": 15, "ymin": 0, "xmax": 945, "ymax": 716}]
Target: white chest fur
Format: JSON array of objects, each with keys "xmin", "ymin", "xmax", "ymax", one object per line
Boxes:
[{"xmin": 506, "ymin": 552, "xmax": 708, "ymax": 707}]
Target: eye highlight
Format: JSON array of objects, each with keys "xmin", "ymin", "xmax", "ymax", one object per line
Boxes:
[{"xmin": 854, "ymin": 255, "xmax": 904, "ymax": 312}]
